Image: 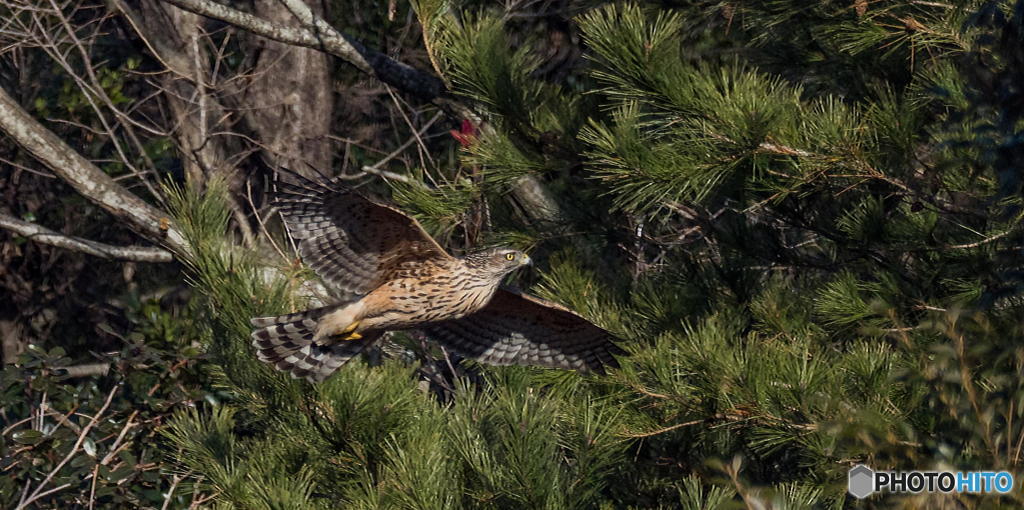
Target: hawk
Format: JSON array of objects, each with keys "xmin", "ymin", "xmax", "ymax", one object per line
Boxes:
[{"xmin": 250, "ymin": 172, "xmax": 627, "ymax": 383}]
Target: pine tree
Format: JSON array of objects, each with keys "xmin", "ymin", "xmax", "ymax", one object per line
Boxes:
[{"xmin": 158, "ymin": 1, "xmax": 1024, "ymax": 508}]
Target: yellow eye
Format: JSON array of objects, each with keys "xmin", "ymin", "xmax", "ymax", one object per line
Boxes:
[{"xmin": 505, "ymin": 253, "xmax": 516, "ymax": 261}]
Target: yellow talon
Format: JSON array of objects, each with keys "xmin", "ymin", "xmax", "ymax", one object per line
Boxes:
[{"xmin": 338, "ymin": 321, "xmax": 362, "ymax": 341}]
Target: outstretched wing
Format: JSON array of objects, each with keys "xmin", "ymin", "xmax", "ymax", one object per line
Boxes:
[
  {"xmin": 421, "ymin": 289, "xmax": 628, "ymax": 373},
  {"xmin": 273, "ymin": 171, "xmax": 451, "ymax": 297}
]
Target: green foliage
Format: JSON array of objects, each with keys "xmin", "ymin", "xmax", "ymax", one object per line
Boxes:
[
  {"xmin": 0, "ymin": 300, "xmax": 210, "ymax": 508},
  {"xmin": 395, "ymin": 0, "xmax": 1024, "ymax": 506},
  {"xmin": 9, "ymin": 0, "xmax": 1024, "ymax": 508},
  {"xmin": 163, "ymin": 407, "xmax": 321, "ymax": 509},
  {"xmin": 466, "ymin": 131, "xmax": 546, "ymax": 187},
  {"xmin": 437, "ymin": 14, "xmax": 544, "ymax": 129},
  {"xmin": 391, "ymin": 178, "xmax": 478, "ymax": 242}
]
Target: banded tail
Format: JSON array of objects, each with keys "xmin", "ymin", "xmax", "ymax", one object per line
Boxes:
[{"xmin": 250, "ymin": 307, "xmax": 377, "ymax": 383}]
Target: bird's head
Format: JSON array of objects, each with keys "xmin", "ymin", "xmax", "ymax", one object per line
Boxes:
[{"xmin": 463, "ymin": 248, "xmax": 532, "ymax": 278}]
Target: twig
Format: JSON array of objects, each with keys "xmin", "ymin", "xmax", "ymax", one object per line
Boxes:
[
  {"xmin": 0, "ymin": 154, "xmax": 55, "ymax": 178},
  {"xmin": 100, "ymin": 410, "xmax": 138, "ymax": 466},
  {"xmin": 383, "ymin": 85, "xmax": 436, "ymax": 171},
  {"xmin": 88, "ymin": 464, "xmax": 99, "ymax": 509},
  {"xmin": 2, "ymin": 417, "xmax": 35, "ymax": 436},
  {"xmin": 189, "ymin": 486, "xmax": 219, "ymax": 508},
  {"xmin": 19, "ymin": 483, "xmax": 71, "ymax": 507},
  {"xmin": 371, "ymin": 109, "xmax": 443, "ymax": 170},
  {"xmin": 246, "ymin": 177, "xmax": 289, "ymax": 263},
  {"xmin": 623, "ymin": 418, "xmax": 705, "ymax": 438},
  {"xmin": 947, "ymin": 228, "xmax": 1015, "ymax": 249},
  {"xmin": 16, "ymin": 384, "xmax": 119, "ymax": 510},
  {"xmin": 161, "ymin": 474, "xmax": 184, "ymax": 510},
  {"xmin": 227, "ymin": 193, "xmax": 257, "ymax": 248},
  {"xmin": 910, "ymin": 1, "xmax": 953, "ymax": 8},
  {"xmin": 42, "ymin": 404, "xmax": 82, "ymax": 434},
  {"xmin": 355, "ymin": 166, "xmax": 415, "ymax": 184},
  {"xmin": 357, "ymin": 110, "xmax": 443, "ymax": 187}
]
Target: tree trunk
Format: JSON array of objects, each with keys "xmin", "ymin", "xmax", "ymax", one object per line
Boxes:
[{"xmin": 244, "ymin": 0, "xmax": 334, "ymax": 174}]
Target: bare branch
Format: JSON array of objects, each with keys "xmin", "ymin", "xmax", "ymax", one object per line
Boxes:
[
  {"xmin": 358, "ymin": 165, "xmax": 416, "ymax": 184},
  {"xmin": 54, "ymin": 363, "xmax": 112, "ymax": 378},
  {"xmin": 0, "ymin": 213, "xmax": 173, "ymax": 262},
  {"xmin": 99, "ymin": 410, "xmax": 138, "ymax": 466},
  {"xmin": 158, "ymin": 0, "xmax": 444, "ymax": 99},
  {"xmin": 941, "ymin": 227, "xmax": 1016, "ymax": 249},
  {"xmin": 161, "ymin": 474, "xmax": 184, "ymax": 510},
  {"xmin": 0, "ymin": 85, "xmax": 188, "ymax": 255}
]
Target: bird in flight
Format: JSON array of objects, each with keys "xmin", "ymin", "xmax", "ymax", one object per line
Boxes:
[{"xmin": 250, "ymin": 172, "xmax": 627, "ymax": 383}]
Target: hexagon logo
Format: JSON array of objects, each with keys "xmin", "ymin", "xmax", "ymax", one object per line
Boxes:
[{"xmin": 848, "ymin": 465, "xmax": 875, "ymax": 499}]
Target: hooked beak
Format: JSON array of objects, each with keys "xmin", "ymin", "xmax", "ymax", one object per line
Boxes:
[{"xmin": 523, "ymin": 254, "xmax": 533, "ymax": 266}]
